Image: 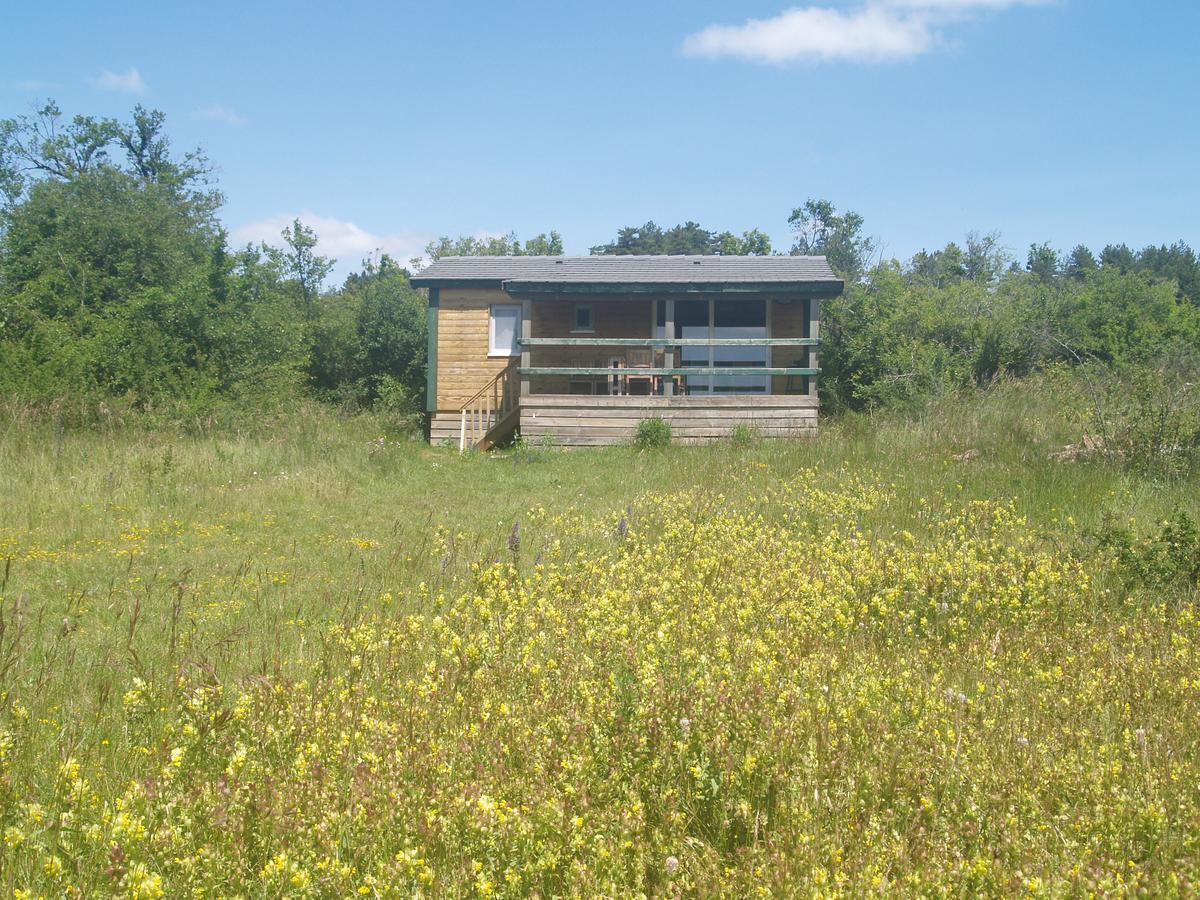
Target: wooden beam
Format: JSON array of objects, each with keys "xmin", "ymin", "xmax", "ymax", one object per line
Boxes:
[
  {"xmin": 663, "ymin": 298, "xmax": 675, "ymax": 397},
  {"xmin": 518, "ymin": 337, "xmax": 819, "ymax": 347},
  {"xmin": 808, "ymin": 297, "xmax": 821, "ymax": 400},
  {"xmin": 518, "ymin": 367, "xmax": 820, "ymax": 377},
  {"xmin": 520, "ymin": 299, "xmax": 531, "ymax": 397}
]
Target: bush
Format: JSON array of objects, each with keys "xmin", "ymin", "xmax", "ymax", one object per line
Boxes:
[
  {"xmin": 372, "ymin": 374, "xmax": 424, "ymax": 434},
  {"xmin": 1093, "ymin": 509, "xmax": 1200, "ymax": 595},
  {"xmin": 1071, "ymin": 349, "xmax": 1200, "ymax": 478},
  {"xmin": 729, "ymin": 424, "xmax": 759, "ymax": 447},
  {"xmin": 634, "ymin": 417, "xmax": 671, "ymax": 448}
]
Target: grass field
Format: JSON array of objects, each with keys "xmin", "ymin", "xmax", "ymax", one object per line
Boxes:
[{"xmin": 1, "ymin": 379, "xmax": 1198, "ymax": 896}]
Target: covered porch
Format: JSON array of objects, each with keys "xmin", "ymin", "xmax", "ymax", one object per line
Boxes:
[{"xmin": 461, "ymin": 291, "xmax": 824, "ymax": 448}]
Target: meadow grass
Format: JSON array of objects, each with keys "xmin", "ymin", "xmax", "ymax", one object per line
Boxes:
[{"xmin": 0, "ymin": 378, "xmax": 1198, "ymax": 896}]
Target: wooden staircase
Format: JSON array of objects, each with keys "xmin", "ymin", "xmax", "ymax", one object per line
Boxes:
[{"xmin": 458, "ymin": 363, "xmax": 520, "ymax": 451}]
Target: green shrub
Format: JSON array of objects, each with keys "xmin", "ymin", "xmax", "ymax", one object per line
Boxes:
[
  {"xmin": 1070, "ymin": 349, "xmax": 1200, "ymax": 478},
  {"xmin": 1093, "ymin": 509, "xmax": 1200, "ymax": 594},
  {"xmin": 634, "ymin": 417, "xmax": 671, "ymax": 448},
  {"xmin": 372, "ymin": 374, "xmax": 424, "ymax": 434},
  {"xmin": 729, "ymin": 424, "xmax": 759, "ymax": 447}
]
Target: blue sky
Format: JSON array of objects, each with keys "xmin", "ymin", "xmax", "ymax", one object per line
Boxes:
[{"xmin": 4, "ymin": 1, "xmax": 1198, "ymax": 277}]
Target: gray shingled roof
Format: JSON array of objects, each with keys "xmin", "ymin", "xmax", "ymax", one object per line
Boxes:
[{"xmin": 410, "ymin": 255, "xmax": 840, "ymax": 287}]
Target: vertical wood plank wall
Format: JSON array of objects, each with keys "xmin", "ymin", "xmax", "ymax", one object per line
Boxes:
[{"xmin": 770, "ymin": 297, "xmax": 811, "ymax": 395}]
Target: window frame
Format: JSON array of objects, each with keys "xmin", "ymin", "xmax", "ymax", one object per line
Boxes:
[
  {"xmin": 488, "ymin": 303, "xmax": 522, "ymax": 357},
  {"xmin": 570, "ymin": 303, "xmax": 595, "ymax": 334}
]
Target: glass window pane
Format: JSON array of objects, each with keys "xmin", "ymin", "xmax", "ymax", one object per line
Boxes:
[
  {"xmin": 674, "ymin": 300, "xmax": 710, "ymax": 394},
  {"xmin": 713, "ymin": 299, "xmax": 766, "ymax": 394},
  {"xmin": 491, "ymin": 305, "xmax": 520, "ymax": 355}
]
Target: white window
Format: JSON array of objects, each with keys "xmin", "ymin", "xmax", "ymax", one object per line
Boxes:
[
  {"xmin": 572, "ymin": 304, "xmax": 594, "ymax": 333},
  {"xmin": 489, "ymin": 304, "xmax": 521, "ymax": 356}
]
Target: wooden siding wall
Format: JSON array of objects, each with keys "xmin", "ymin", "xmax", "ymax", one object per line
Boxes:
[
  {"xmin": 770, "ymin": 297, "xmax": 810, "ymax": 395},
  {"xmin": 520, "ymin": 395, "xmax": 818, "ymax": 447},
  {"xmin": 528, "ymin": 299, "xmax": 653, "ymax": 394},
  {"xmin": 435, "ymin": 288, "xmax": 518, "ymax": 408},
  {"xmin": 429, "ymin": 288, "xmax": 518, "ymax": 444}
]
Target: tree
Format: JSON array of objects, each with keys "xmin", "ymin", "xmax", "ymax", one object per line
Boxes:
[
  {"xmin": 718, "ymin": 228, "xmax": 772, "ymax": 256},
  {"xmin": 1136, "ymin": 241, "xmax": 1200, "ymax": 306},
  {"xmin": 520, "ymin": 231, "xmax": 564, "ymax": 255},
  {"xmin": 787, "ymin": 199, "xmax": 875, "ymax": 283},
  {"xmin": 1065, "ymin": 245, "xmax": 1098, "ymax": 280},
  {"xmin": 0, "ymin": 101, "xmax": 299, "ymax": 409},
  {"xmin": 1026, "ymin": 243, "xmax": 1060, "ymax": 281},
  {"xmin": 909, "ymin": 242, "xmax": 966, "ymax": 287},
  {"xmin": 273, "ymin": 219, "xmax": 334, "ymax": 318},
  {"xmin": 590, "ymin": 220, "xmax": 770, "ymax": 256},
  {"xmin": 0, "ymin": 102, "xmax": 217, "ymax": 219},
  {"xmin": 0, "ymin": 101, "xmax": 118, "ymax": 200},
  {"xmin": 1100, "ymin": 243, "xmax": 1136, "ymax": 272},
  {"xmin": 424, "ymin": 230, "xmax": 563, "ymax": 260},
  {"xmin": 963, "ymin": 232, "xmax": 1007, "ymax": 283}
]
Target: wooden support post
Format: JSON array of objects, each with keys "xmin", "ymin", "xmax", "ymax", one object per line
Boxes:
[
  {"xmin": 520, "ymin": 298, "xmax": 532, "ymax": 397},
  {"xmin": 765, "ymin": 296, "xmax": 774, "ymax": 395},
  {"xmin": 426, "ymin": 288, "xmax": 439, "ymax": 414},
  {"xmin": 663, "ymin": 298, "xmax": 675, "ymax": 397},
  {"xmin": 807, "ymin": 297, "xmax": 821, "ymax": 399}
]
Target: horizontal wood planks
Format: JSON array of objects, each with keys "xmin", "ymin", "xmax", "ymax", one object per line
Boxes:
[
  {"xmin": 519, "ymin": 394, "xmax": 818, "ymax": 446},
  {"xmin": 436, "ymin": 288, "xmax": 518, "ymax": 410},
  {"xmin": 429, "ymin": 412, "xmax": 462, "ymax": 444}
]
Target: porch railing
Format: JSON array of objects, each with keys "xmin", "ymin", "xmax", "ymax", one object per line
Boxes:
[
  {"xmin": 459, "ymin": 362, "xmax": 520, "ymax": 452},
  {"xmin": 517, "ymin": 367, "xmax": 818, "ymax": 376},
  {"xmin": 519, "ymin": 337, "xmax": 818, "ymax": 347},
  {"xmin": 516, "ymin": 335, "xmax": 818, "ymax": 377}
]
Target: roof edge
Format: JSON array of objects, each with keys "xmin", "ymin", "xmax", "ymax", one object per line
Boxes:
[{"xmin": 500, "ymin": 280, "xmax": 844, "ymax": 295}]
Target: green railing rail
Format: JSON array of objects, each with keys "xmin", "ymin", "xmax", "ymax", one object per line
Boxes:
[
  {"xmin": 518, "ymin": 367, "xmax": 819, "ymax": 377},
  {"xmin": 518, "ymin": 337, "xmax": 818, "ymax": 348}
]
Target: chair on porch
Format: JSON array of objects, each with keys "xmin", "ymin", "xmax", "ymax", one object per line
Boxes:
[
  {"xmin": 567, "ymin": 357, "xmax": 602, "ymax": 395},
  {"xmin": 623, "ymin": 348, "xmax": 658, "ymax": 396}
]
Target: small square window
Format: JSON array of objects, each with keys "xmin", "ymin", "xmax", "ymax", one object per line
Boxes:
[{"xmin": 572, "ymin": 304, "xmax": 594, "ymax": 333}]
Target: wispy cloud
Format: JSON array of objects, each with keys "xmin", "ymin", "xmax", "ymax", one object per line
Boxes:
[
  {"xmin": 11, "ymin": 79, "xmax": 62, "ymax": 93},
  {"xmin": 231, "ymin": 211, "xmax": 432, "ymax": 272},
  {"xmin": 90, "ymin": 67, "xmax": 147, "ymax": 94},
  {"xmin": 196, "ymin": 104, "xmax": 247, "ymax": 126},
  {"xmin": 682, "ymin": 0, "xmax": 1051, "ymax": 65}
]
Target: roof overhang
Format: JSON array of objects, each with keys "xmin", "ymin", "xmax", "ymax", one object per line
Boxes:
[
  {"xmin": 410, "ymin": 278, "xmax": 846, "ymax": 295},
  {"xmin": 499, "ymin": 280, "xmax": 844, "ymax": 295}
]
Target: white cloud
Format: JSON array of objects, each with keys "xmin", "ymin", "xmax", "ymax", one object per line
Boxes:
[
  {"xmin": 231, "ymin": 211, "xmax": 432, "ymax": 271},
  {"xmin": 91, "ymin": 67, "xmax": 147, "ymax": 94},
  {"xmin": 682, "ymin": 0, "xmax": 1051, "ymax": 65},
  {"xmin": 196, "ymin": 104, "xmax": 247, "ymax": 126},
  {"xmin": 683, "ymin": 6, "xmax": 933, "ymax": 64},
  {"xmin": 884, "ymin": 0, "xmax": 1046, "ymax": 9}
]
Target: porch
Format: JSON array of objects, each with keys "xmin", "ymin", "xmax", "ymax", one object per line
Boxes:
[{"xmin": 452, "ymin": 293, "xmax": 821, "ymax": 448}]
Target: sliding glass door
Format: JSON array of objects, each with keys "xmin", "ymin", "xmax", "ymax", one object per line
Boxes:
[
  {"xmin": 713, "ymin": 299, "xmax": 767, "ymax": 393},
  {"xmin": 656, "ymin": 298, "xmax": 768, "ymax": 395}
]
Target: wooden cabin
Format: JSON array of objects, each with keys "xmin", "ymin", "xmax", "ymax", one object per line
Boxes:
[{"xmin": 410, "ymin": 255, "xmax": 843, "ymax": 448}]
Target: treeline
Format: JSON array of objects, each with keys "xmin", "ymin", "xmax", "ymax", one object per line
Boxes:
[
  {"xmin": 0, "ymin": 103, "xmax": 427, "ymax": 424},
  {"xmin": 2, "ymin": 102, "xmax": 1199, "ymax": 441}
]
